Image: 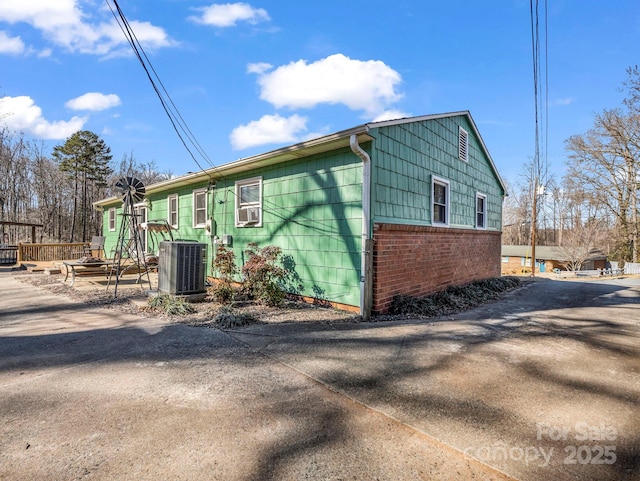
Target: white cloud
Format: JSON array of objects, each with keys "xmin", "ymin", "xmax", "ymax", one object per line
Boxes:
[
  {"xmin": 189, "ymin": 2, "xmax": 270, "ymax": 27},
  {"xmin": 96, "ymin": 19, "xmax": 174, "ymax": 57},
  {"xmin": 230, "ymin": 114, "xmax": 307, "ymax": 150},
  {"xmin": 65, "ymin": 92, "xmax": 121, "ymax": 111},
  {"xmin": 252, "ymin": 53, "xmax": 403, "ymax": 117},
  {"xmin": 551, "ymin": 97, "xmax": 573, "ymax": 106},
  {"xmin": 0, "ymin": 30, "xmax": 25, "ymax": 54},
  {"xmin": 0, "ymin": 1, "xmax": 173, "ymax": 56},
  {"xmin": 247, "ymin": 62, "xmax": 272, "ymax": 74},
  {"xmin": 0, "ymin": 95, "xmax": 87, "ymax": 139},
  {"xmin": 0, "ymin": 1, "xmax": 79, "ymax": 27}
]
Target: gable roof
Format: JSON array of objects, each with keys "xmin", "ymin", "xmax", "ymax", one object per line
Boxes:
[{"xmin": 95, "ymin": 111, "xmax": 505, "ymax": 207}]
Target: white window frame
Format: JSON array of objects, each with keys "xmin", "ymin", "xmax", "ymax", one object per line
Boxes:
[
  {"xmin": 192, "ymin": 189, "xmax": 208, "ymax": 228},
  {"xmin": 459, "ymin": 126, "xmax": 469, "ymax": 162},
  {"xmin": 108, "ymin": 208, "xmax": 116, "ymax": 232},
  {"xmin": 432, "ymin": 175, "xmax": 450, "ymax": 226},
  {"xmin": 132, "ymin": 202, "xmax": 148, "ymax": 253},
  {"xmin": 476, "ymin": 192, "xmax": 487, "ymax": 229},
  {"xmin": 167, "ymin": 194, "xmax": 179, "ymax": 229},
  {"xmin": 235, "ymin": 177, "xmax": 263, "ymax": 227}
]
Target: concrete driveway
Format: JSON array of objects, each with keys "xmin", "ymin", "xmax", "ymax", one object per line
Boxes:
[{"xmin": 0, "ymin": 273, "xmax": 638, "ymax": 480}]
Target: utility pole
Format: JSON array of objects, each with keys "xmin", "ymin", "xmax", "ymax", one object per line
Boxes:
[
  {"xmin": 529, "ymin": 0, "xmax": 548, "ymax": 277},
  {"xmin": 531, "ymin": 178, "xmax": 538, "ymax": 277}
]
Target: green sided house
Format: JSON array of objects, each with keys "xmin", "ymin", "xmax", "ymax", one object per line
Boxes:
[{"xmin": 94, "ymin": 111, "xmax": 506, "ymax": 317}]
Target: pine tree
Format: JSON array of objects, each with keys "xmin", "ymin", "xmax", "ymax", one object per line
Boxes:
[{"xmin": 52, "ymin": 131, "xmax": 113, "ymax": 242}]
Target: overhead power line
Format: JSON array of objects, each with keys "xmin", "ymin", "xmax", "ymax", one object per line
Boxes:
[
  {"xmin": 106, "ymin": 0, "xmax": 218, "ymax": 181},
  {"xmin": 529, "ymin": 0, "xmax": 549, "ymax": 277}
]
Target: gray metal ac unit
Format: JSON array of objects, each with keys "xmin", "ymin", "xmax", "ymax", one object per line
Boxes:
[{"xmin": 158, "ymin": 241, "xmax": 207, "ymax": 295}]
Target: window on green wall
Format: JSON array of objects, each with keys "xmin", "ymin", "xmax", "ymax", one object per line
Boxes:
[
  {"xmin": 193, "ymin": 189, "xmax": 207, "ymax": 228},
  {"xmin": 432, "ymin": 175, "xmax": 449, "ymax": 226},
  {"xmin": 476, "ymin": 192, "xmax": 487, "ymax": 229},
  {"xmin": 133, "ymin": 203, "xmax": 148, "ymax": 252},
  {"xmin": 108, "ymin": 208, "xmax": 116, "ymax": 232},
  {"xmin": 235, "ymin": 177, "xmax": 262, "ymax": 227},
  {"xmin": 168, "ymin": 194, "xmax": 179, "ymax": 229}
]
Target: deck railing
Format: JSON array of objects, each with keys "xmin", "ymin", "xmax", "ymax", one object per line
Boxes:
[
  {"xmin": 0, "ymin": 246, "xmax": 18, "ymax": 265},
  {"xmin": 17, "ymin": 242, "xmax": 88, "ymax": 262}
]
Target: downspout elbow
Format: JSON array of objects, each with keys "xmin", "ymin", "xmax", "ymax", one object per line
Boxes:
[
  {"xmin": 350, "ymin": 134, "xmax": 371, "ymax": 239},
  {"xmin": 350, "ymin": 133, "xmax": 370, "ymax": 163}
]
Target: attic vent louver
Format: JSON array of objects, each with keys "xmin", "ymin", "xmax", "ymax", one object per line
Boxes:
[{"xmin": 459, "ymin": 127, "xmax": 469, "ymax": 162}]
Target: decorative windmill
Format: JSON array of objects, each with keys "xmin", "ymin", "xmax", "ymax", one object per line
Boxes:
[{"xmin": 107, "ymin": 177, "xmax": 151, "ymax": 296}]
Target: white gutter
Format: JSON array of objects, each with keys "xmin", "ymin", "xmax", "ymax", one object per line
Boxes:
[{"xmin": 350, "ymin": 134, "xmax": 371, "ymax": 319}]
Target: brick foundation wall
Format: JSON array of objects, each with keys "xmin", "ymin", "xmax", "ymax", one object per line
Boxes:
[{"xmin": 372, "ymin": 223, "xmax": 502, "ymax": 313}]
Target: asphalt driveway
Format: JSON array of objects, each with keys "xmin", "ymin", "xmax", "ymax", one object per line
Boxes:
[{"xmin": 0, "ymin": 273, "xmax": 638, "ymax": 480}]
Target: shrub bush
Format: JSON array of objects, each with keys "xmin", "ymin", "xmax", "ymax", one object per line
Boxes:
[
  {"xmin": 210, "ymin": 282, "xmax": 236, "ymax": 304},
  {"xmin": 389, "ymin": 276, "xmax": 521, "ymax": 317},
  {"xmin": 241, "ymin": 242, "xmax": 288, "ymax": 306},
  {"xmin": 147, "ymin": 294, "xmax": 196, "ymax": 315},
  {"xmin": 211, "ymin": 245, "xmax": 238, "ymax": 304},
  {"xmin": 213, "ymin": 305, "xmax": 259, "ymax": 329}
]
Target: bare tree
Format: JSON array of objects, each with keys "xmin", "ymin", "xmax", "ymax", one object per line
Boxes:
[
  {"xmin": 108, "ymin": 152, "xmax": 172, "ymax": 195},
  {"xmin": 622, "ymin": 65, "xmax": 640, "ymax": 111},
  {"xmin": 565, "ymin": 108, "xmax": 640, "ymax": 262},
  {"xmin": 1, "ymin": 125, "xmax": 179, "ymax": 245},
  {"xmin": 502, "ymin": 178, "xmax": 532, "ymax": 245},
  {"xmin": 558, "ymin": 218, "xmax": 607, "ymax": 271},
  {"xmin": 31, "ymin": 151, "xmax": 73, "ymax": 242},
  {"xmin": 549, "ymin": 185, "xmax": 571, "ymax": 246},
  {"xmin": 0, "ymin": 129, "xmax": 34, "ymax": 243},
  {"xmin": 504, "ymin": 157, "xmax": 553, "ymax": 247}
]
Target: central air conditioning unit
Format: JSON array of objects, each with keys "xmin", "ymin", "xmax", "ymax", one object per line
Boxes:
[
  {"xmin": 237, "ymin": 206, "xmax": 260, "ymax": 224},
  {"xmin": 158, "ymin": 241, "xmax": 207, "ymax": 295}
]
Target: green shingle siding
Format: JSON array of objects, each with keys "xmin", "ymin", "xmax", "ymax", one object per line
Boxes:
[
  {"xmin": 370, "ymin": 115, "xmax": 503, "ymax": 230},
  {"xmin": 102, "ymin": 180, "xmax": 211, "ymax": 256},
  {"xmin": 100, "ymin": 113, "xmax": 503, "ymax": 309},
  {"xmin": 207, "ymin": 149, "xmax": 362, "ymax": 307}
]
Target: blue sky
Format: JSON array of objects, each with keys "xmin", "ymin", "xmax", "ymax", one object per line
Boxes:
[{"xmin": 1, "ymin": 1, "xmax": 639, "ymax": 186}]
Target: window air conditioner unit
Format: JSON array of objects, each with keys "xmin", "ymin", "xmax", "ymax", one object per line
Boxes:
[
  {"xmin": 238, "ymin": 206, "xmax": 260, "ymax": 224},
  {"xmin": 158, "ymin": 241, "xmax": 207, "ymax": 295}
]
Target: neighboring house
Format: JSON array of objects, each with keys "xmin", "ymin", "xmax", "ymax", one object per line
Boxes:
[
  {"xmin": 95, "ymin": 111, "xmax": 506, "ymax": 317},
  {"xmin": 501, "ymin": 245, "xmax": 607, "ymax": 274}
]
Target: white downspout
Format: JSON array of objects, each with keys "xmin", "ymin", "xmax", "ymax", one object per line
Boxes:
[{"xmin": 350, "ymin": 134, "xmax": 371, "ymax": 319}]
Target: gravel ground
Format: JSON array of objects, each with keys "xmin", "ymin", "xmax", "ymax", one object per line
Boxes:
[
  {"xmin": 15, "ymin": 272, "xmax": 528, "ymax": 328},
  {"xmin": 14, "ymin": 272, "xmax": 362, "ymax": 326},
  {"xmin": 4, "ymin": 271, "xmax": 638, "ymax": 480}
]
